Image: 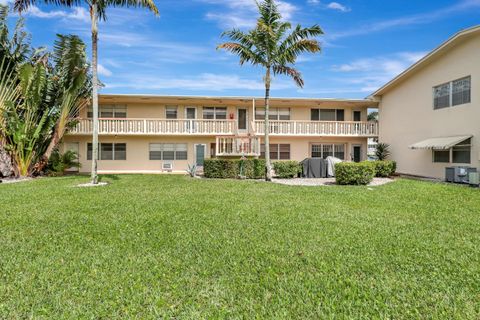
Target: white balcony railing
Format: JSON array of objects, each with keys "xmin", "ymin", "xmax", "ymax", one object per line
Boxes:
[
  {"xmin": 254, "ymin": 120, "xmax": 378, "ymax": 136},
  {"xmin": 70, "ymin": 118, "xmax": 237, "ymax": 135},
  {"xmin": 68, "ymin": 118, "xmax": 378, "ymax": 137},
  {"xmin": 216, "ymin": 136, "xmax": 261, "ymax": 156}
]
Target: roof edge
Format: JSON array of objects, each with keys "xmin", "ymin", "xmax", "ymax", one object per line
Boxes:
[{"xmin": 370, "ymin": 24, "xmax": 480, "ymax": 98}]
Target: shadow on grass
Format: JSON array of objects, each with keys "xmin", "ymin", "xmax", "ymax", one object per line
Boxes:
[{"xmin": 98, "ymin": 175, "xmax": 120, "ymax": 182}]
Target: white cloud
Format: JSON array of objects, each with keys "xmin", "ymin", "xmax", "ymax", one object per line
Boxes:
[
  {"xmin": 328, "ymin": 0, "xmax": 480, "ymax": 39},
  {"xmin": 331, "ymin": 51, "xmax": 428, "ymax": 93},
  {"xmin": 106, "ymin": 73, "xmax": 293, "ymax": 91},
  {"xmin": 333, "ymin": 51, "xmax": 427, "ymax": 74},
  {"xmin": 25, "ymin": 6, "xmax": 89, "ymax": 22},
  {"xmin": 98, "ymin": 64, "xmax": 113, "ymax": 77},
  {"xmin": 0, "ymin": 0, "xmax": 13, "ymax": 5},
  {"xmin": 202, "ymin": 0, "xmax": 297, "ymax": 29},
  {"xmin": 326, "ymin": 2, "xmax": 350, "ymax": 12}
]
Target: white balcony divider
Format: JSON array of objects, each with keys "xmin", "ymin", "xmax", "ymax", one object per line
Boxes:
[
  {"xmin": 70, "ymin": 118, "xmax": 237, "ymax": 135},
  {"xmin": 254, "ymin": 120, "xmax": 378, "ymax": 136},
  {"xmin": 216, "ymin": 136, "xmax": 260, "ymax": 156}
]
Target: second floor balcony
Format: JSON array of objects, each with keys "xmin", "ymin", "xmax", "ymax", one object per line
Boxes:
[{"xmin": 69, "ymin": 118, "xmax": 378, "ymax": 137}]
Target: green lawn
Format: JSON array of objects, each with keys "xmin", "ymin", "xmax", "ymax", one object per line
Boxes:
[{"xmin": 1, "ymin": 175, "xmax": 479, "ymax": 319}]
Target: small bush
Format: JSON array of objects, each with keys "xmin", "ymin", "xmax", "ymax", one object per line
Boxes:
[
  {"xmin": 335, "ymin": 161, "xmax": 375, "ymax": 185},
  {"xmin": 273, "ymin": 161, "xmax": 301, "ymax": 179},
  {"xmin": 372, "ymin": 160, "xmax": 396, "ymax": 177},
  {"xmin": 46, "ymin": 150, "xmax": 80, "ymax": 176},
  {"xmin": 204, "ymin": 158, "xmax": 265, "ymax": 179}
]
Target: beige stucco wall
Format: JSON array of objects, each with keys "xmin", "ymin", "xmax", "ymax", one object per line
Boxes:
[
  {"xmin": 63, "ymin": 135, "xmax": 368, "ymax": 173},
  {"xmin": 80, "ymin": 97, "xmax": 369, "ymax": 123},
  {"xmin": 378, "ymin": 34, "xmax": 480, "ymax": 179},
  {"xmin": 67, "ymin": 96, "xmax": 373, "ymax": 173}
]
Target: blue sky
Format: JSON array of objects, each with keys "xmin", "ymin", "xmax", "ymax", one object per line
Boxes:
[{"xmin": 2, "ymin": 0, "xmax": 480, "ymax": 98}]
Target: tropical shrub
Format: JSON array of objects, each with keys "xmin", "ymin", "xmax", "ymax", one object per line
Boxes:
[
  {"xmin": 186, "ymin": 163, "xmax": 197, "ymax": 177},
  {"xmin": 204, "ymin": 159, "xmax": 265, "ymax": 179},
  {"xmin": 372, "ymin": 160, "xmax": 396, "ymax": 177},
  {"xmin": 0, "ymin": 7, "xmax": 91, "ymax": 177},
  {"xmin": 335, "ymin": 162, "xmax": 375, "ymax": 185},
  {"xmin": 273, "ymin": 161, "xmax": 301, "ymax": 179},
  {"xmin": 375, "ymin": 143, "xmax": 391, "ymax": 161},
  {"xmin": 46, "ymin": 150, "xmax": 80, "ymax": 176}
]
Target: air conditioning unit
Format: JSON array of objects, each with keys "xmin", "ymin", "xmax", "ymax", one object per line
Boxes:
[
  {"xmin": 162, "ymin": 162, "xmax": 173, "ymax": 172},
  {"xmin": 445, "ymin": 166, "xmax": 477, "ymax": 183}
]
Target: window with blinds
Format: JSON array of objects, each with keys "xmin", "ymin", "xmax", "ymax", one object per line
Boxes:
[
  {"xmin": 452, "ymin": 77, "xmax": 471, "ymax": 106},
  {"xmin": 255, "ymin": 108, "xmax": 290, "ymax": 120},
  {"xmin": 310, "ymin": 144, "xmax": 345, "ymax": 159},
  {"xmin": 203, "ymin": 107, "xmax": 227, "ymax": 119},
  {"xmin": 87, "ymin": 143, "xmax": 126, "ymax": 160},
  {"xmin": 260, "ymin": 144, "xmax": 290, "ymax": 160},
  {"xmin": 88, "ymin": 105, "xmax": 127, "ymax": 118},
  {"xmin": 149, "ymin": 143, "xmax": 188, "ymax": 160},
  {"xmin": 311, "ymin": 109, "xmax": 344, "ymax": 121},
  {"xmin": 432, "ymin": 138, "xmax": 471, "ymax": 164},
  {"xmin": 165, "ymin": 106, "xmax": 178, "ymax": 119},
  {"xmin": 433, "ymin": 76, "xmax": 471, "ymax": 109}
]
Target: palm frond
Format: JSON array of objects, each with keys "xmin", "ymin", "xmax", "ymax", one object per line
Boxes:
[
  {"xmin": 14, "ymin": 0, "xmax": 81, "ymax": 12},
  {"xmin": 272, "ymin": 65, "xmax": 304, "ymax": 87},
  {"xmin": 278, "ymin": 24, "xmax": 323, "ymax": 54},
  {"xmin": 279, "ymin": 39, "xmax": 321, "ymax": 64},
  {"xmin": 99, "ymin": 0, "xmax": 159, "ymax": 19},
  {"xmin": 217, "ymin": 42, "xmax": 266, "ymax": 66}
]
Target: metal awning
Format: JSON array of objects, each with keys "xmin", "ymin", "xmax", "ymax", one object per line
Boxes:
[{"xmin": 409, "ymin": 135, "xmax": 472, "ymax": 150}]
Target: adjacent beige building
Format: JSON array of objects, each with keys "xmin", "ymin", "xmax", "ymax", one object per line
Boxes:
[
  {"xmin": 372, "ymin": 25, "xmax": 480, "ymax": 179},
  {"xmin": 63, "ymin": 95, "xmax": 378, "ymax": 173}
]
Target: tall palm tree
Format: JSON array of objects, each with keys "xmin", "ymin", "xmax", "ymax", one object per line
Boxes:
[
  {"xmin": 218, "ymin": 0, "xmax": 322, "ymax": 181},
  {"xmin": 14, "ymin": 0, "xmax": 158, "ymax": 184}
]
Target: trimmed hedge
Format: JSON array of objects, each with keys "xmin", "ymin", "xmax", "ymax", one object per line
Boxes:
[
  {"xmin": 335, "ymin": 161, "xmax": 375, "ymax": 185},
  {"xmin": 204, "ymin": 158, "xmax": 265, "ymax": 179},
  {"xmin": 273, "ymin": 161, "xmax": 301, "ymax": 179},
  {"xmin": 372, "ymin": 160, "xmax": 396, "ymax": 177}
]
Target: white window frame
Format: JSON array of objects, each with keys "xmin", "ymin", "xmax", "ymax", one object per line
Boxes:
[
  {"xmin": 311, "ymin": 108, "xmax": 345, "ymax": 121},
  {"xmin": 87, "ymin": 143, "xmax": 126, "ymax": 160},
  {"xmin": 165, "ymin": 106, "xmax": 178, "ymax": 119},
  {"xmin": 255, "ymin": 107, "xmax": 291, "ymax": 121},
  {"xmin": 184, "ymin": 106, "xmax": 197, "ymax": 119},
  {"xmin": 433, "ymin": 76, "xmax": 471, "ymax": 110},
  {"xmin": 310, "ymin": 143, "xmax": 346, "ymax": 160},
  {"xmin": 202, "ymin": 106, "xmax": 227, "ymax": 120},
  {"xmin": 88, "ymin": 105, "xmax": 127, "ymax": 118},
  {"xmin": 431, "ymin": 138, "xmax": 472, "ymax": 164},
  {"xmin": 149, "ymin": 143, "xmax": 188, "ymax": 161}
]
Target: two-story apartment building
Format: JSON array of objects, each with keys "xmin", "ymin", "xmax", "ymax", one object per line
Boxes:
[
  {"xmin": 372, "ymin": 25, "xmax": 480, "ymax": 179},
  {"xmin": 64, "ymin": 95, "xmax": 378, "ymax": 173}
]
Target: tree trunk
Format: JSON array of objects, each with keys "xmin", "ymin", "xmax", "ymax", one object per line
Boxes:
[
  {"xmin": 0, "ymin": 142, "xmax": 13, "ymax": 178},
  {"xmin": 35, "ymin": 124, "xmax": 60, "ymax": 174},
  {"xmin": 90, "ymin": 4, "xmax": 99, "ymax": 184},
  {"xmin": 264, "ymin": 67, "xmax": 272, "ymax": 181}
]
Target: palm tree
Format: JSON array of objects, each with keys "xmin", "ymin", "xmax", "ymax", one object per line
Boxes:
[
  {"xmin": 14, "ymin": 0, "xmax": 158, "ymax": 184},
  {"xmin": 218, "ymin": 0, "xmax": 322, "ymax": 181}
]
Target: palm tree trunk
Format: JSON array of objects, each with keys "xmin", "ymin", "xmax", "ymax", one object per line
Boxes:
[
  {"xmin": 264, "ymin": 67, "xmax": 272, "ymax": 181},
  {"xmin": 90, "ymin": 3, "xmax": 99, "ymax": 184}
]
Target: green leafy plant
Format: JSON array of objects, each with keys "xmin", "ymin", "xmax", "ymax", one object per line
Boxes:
[
  {"xmin": 375, "ymin": 143, "xmax": 391, "ymax": 161},
  {"xmin": 372, "ymin": 160, "xmax": 396, "ymax": 177},
  {"xmin": 273, "ymin": 161, "xmax": 301, "ymax": 179},
  {"xmin": 217, "ymin": 0, "xmax": 322, "ymax": 181},
  {"xmin": 367, "ymin": 111, "xmax": 378, "ymax": 121},
  {"xmin": 47, "ymin": 149, "xmax": 80, "ymax": 176},
  {"xmin": 335, "ymin": 162, "xmax": 375, "ymax": 185},
  {"xmin": 14, "ymin": 0, "xmax": 159, "ymax": 184},
  {"xmin": 0, "ymin": 8, "xmax": 91, "ymax": 177}
]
